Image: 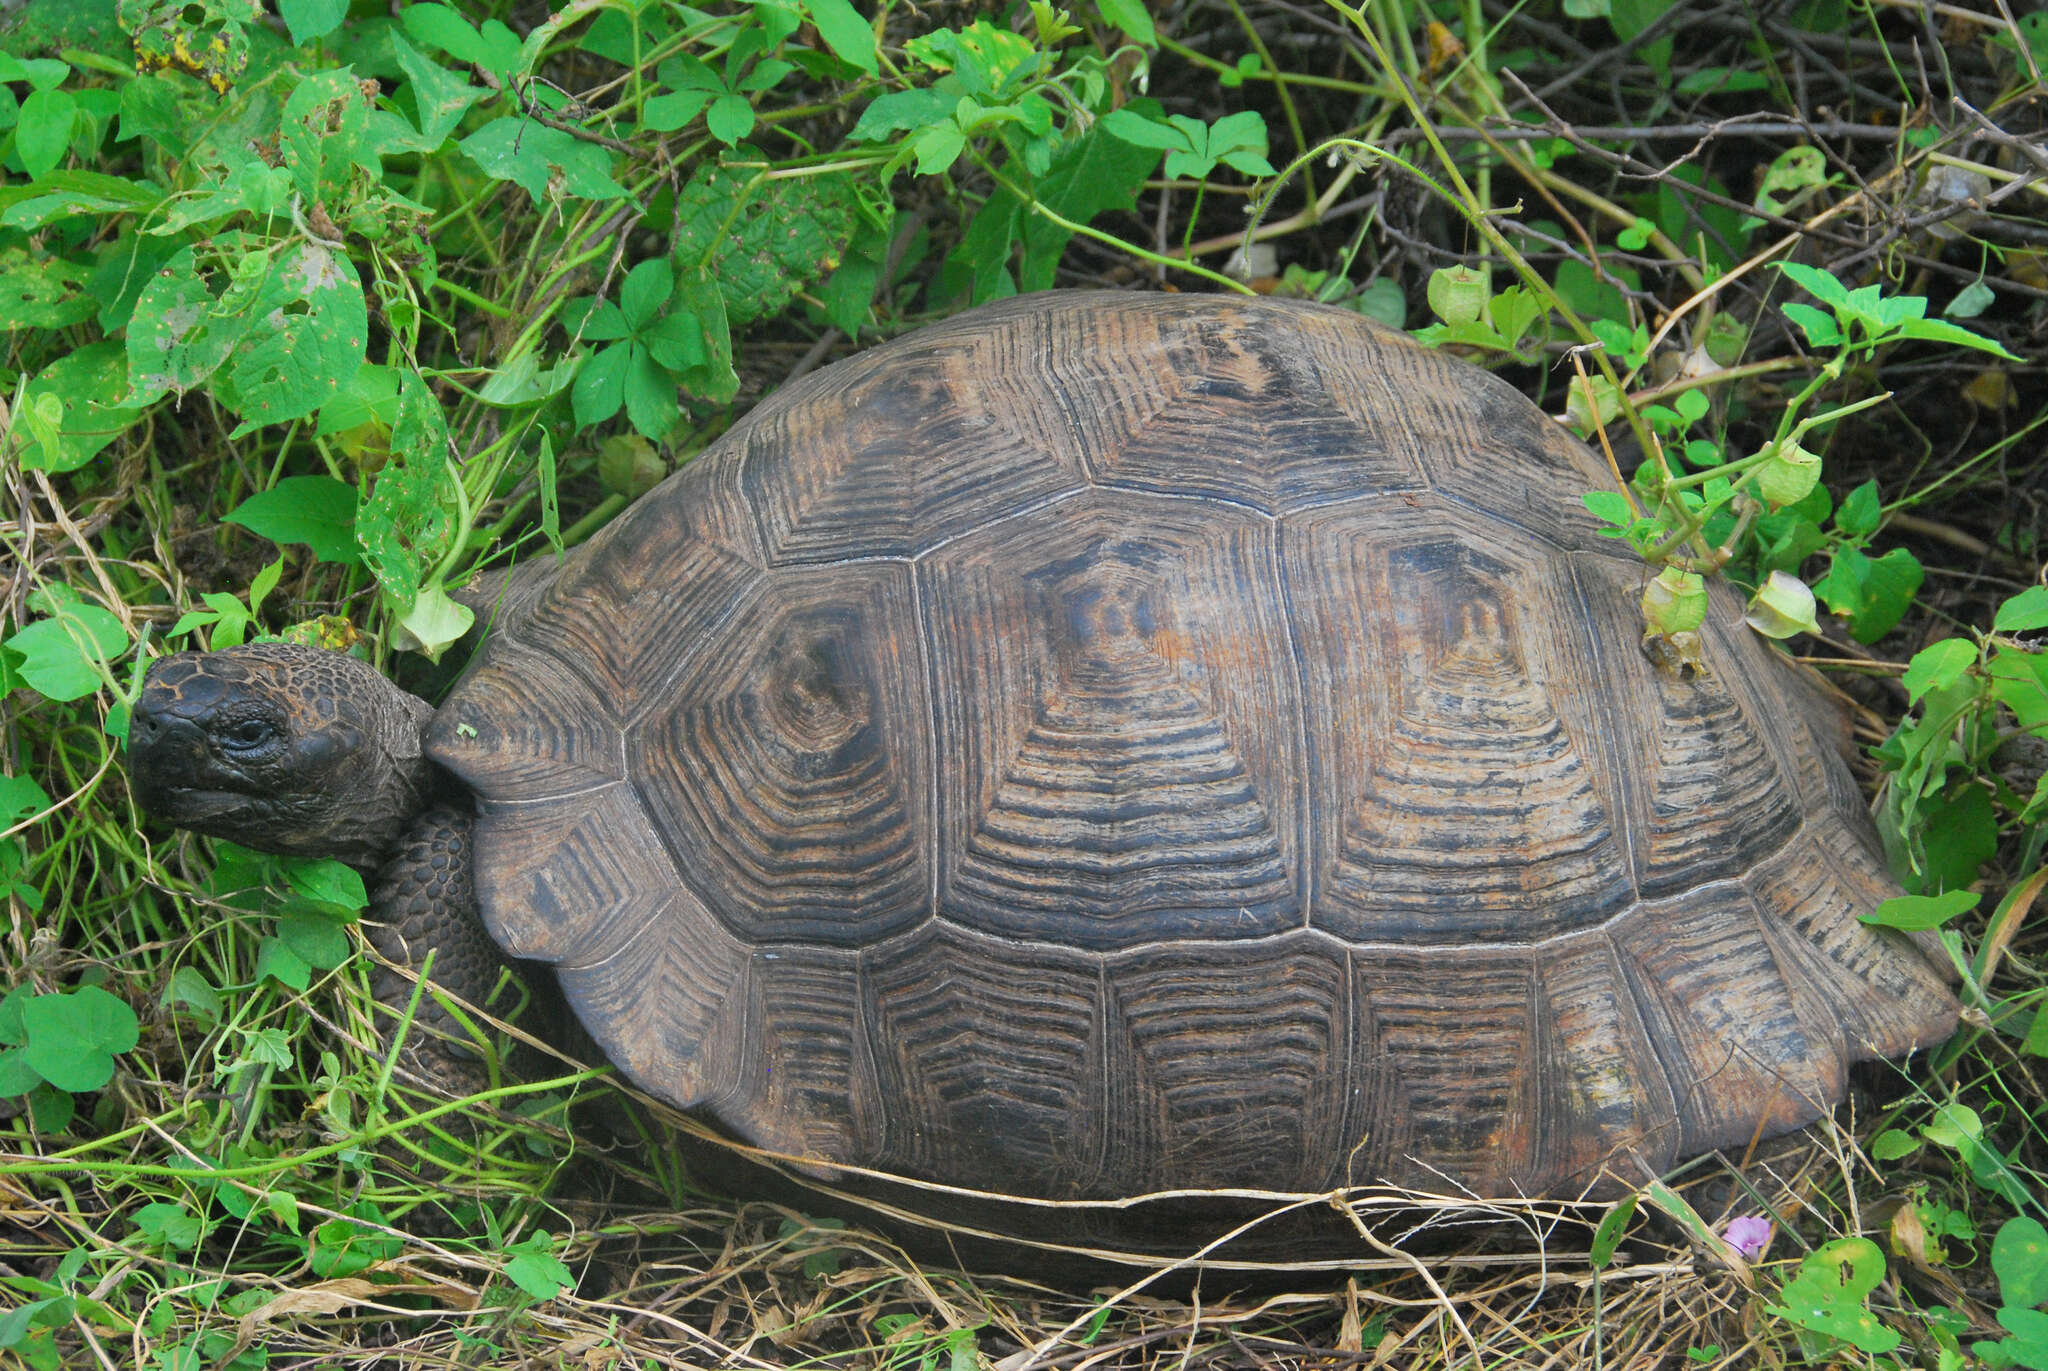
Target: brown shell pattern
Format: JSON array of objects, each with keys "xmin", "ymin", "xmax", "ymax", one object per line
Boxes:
[{"xmin": 427, "ymin": 292, "xmax": 1957, "ymax": 1200}]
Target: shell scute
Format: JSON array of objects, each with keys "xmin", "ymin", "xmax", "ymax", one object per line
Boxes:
[
  {"xmin": 1611, "ymin": 891, "xmax": 1845, "ymax": 1156},
  {"xmin": 1571, "ymin": 558, "xmax": 1807, "ymax": 896},
  {"xmin": 468, "ymin": 786, "xmax": 678, "ymax": 964},
  {"xmin": 1287, "ymin": 498, "xmax": 1631, "ymax": 942},
  {"xmin": 510, "ymin": 460, "xmax": 762, "ymax": 715},
  {"xmin": 1037, "ymin": 296, "xmax": 1430, "ymax": 511},
  {"xmin": 631, "ymin": 562, "xmax": 932, "ymax": 946},
  {"xmin": 1344, "ymin": 948, "xmax": 1540, "ymax": 1194},
  {"xmin": 923, "ymin": 489, "xmax": 1302, "ymax": 950},
  {"xmin": 864, "ymin": 926, "xmax": 1106, "ymax": 1197},
  {"xmin": 741, "ymin": 323, "xmax": 1086, "ymax": 564},
  {"xmin": 554, "ymin": 886, "xmax": 749, "ymax": 1108},
  {"xmin": 1104, "ymin": 934, "xmax": 1349, "ymax": 1192}
]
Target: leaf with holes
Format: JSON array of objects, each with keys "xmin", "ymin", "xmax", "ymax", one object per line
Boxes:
[
  {"xmin": 222, "ymin": 242, "xmax": 369, "ymax": 434},
  {"xmin": 355, "ymin": 371, "xmax": 457, "ymax": 611},
  {"xmin": 1766, "ymin": 1238, "xmax": 1902, "ymax": 1354}
]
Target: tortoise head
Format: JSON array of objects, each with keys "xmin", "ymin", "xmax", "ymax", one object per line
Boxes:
[{"xmin": 128, "ymin": 643, "xmax": 438, "ymax": 870}]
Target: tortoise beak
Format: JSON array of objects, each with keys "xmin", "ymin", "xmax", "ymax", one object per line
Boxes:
[{"xmin": 128, "ymin": 691, "xmax": 217, "ymax": 818}]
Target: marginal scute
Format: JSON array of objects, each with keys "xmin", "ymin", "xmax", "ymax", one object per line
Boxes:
[
  {"xmin": 468, "ymin": 786, "xmax": 678, "ymax": 964},
  {"xmin": 1345, "ymin": 949, "xmax": 1539, "ymax": 1194},
  {"xmin": 633, "ymin": 562, "xmax": 931, "ymax": 946},
  {"xmin": 1038, "ymin": 297, "xmax": 1428, "ymax": 511},
  {"xmin": 1611, "ymin": 893, "xmax": 1844, "ymax": 1155},
  {"xmin": 1104, "ymin": 935, "xmax": 1348, "ymax": 1192},
  {"xmin": 554, "ymin": 886, "xmax": 748, "ymax": 1109},
  {"xmin": 1572, "ymin": 556, "xmax": 1804, "ymax": 896},
  {"xmin": 925, "ymin": 489, "xmax": 1300, "ymax": 949},
  {"xmin": 427, "ymin": 639, "xmax": 624, "ymax": 799},
  {"xmin": 713, "ymin": 944, "xmax": 877, "ymax": 1166},
  {"xmin": 1532, "ymin": 936, "xmax": 1681, "ymax": 1192},
  {"xmin": 864, "ymin": 927, "xmax": 1105, "ymax": 1197},
  {"xmin": 1291, "ymin": 499, "xmax": 1631, "ymax": 942},
  {"xmin": 1745, "ymin": 831, "xmax": 1958, "ymax": 1059}
]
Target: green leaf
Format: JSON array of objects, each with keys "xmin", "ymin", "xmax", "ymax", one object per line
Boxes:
[
  {"xmin": 17, "ymin": 341, "xmax": 141, "ymax": 473},
  {"xmin": 1893, "ymin": 316, "xmax": 2019, "ymax": 359},
  {"xmin": 461, "ymin": 118, "xmax": 626, "ymax": 204},
  {"xmin": 572, "ymin": 342, "xmax": 631, "ymax": 427},
  {"xmin": 1019, "ymin": 122, "xmax": 1157, "ymax": 291},
  {"xmin": 19, "ymin": 986, "xmax": 140, "ymax": 1092},
  {"xmin": 504, "ymin": 1233, "xmax": 574, "ymax": 1299},
  {"xmin": 1993, "ymin": 1217, "xmax": 2048, "ymax": 1309},
  {"xmin": 119, "ymin": 242, "xmax": 280, "ymax": 403},
  {"xmin": 277, "ymin": 912, "xmax": 350, "ymax": 971},
  {"xmin": 395, "ymin": 585, "xmax": 475, "ymax": 660},
  {"xmin": 1590, "ymin": 1193, "xmax": 1638, "ymax": 1270},
  {"xmin": 1780, "ymin": 301, "xmax": 1842, "ymax": 348},
  {"xmin": 283, "ymin": 857, "xmax": 367, "ymax": 913},
  {"xmin": 355, "ymin": 371, "xmax": 458, "ymax": 611},
  {"xmin": 1869, "ymin": 1128, "xmax": 1917, "ymax": 1161},
  {"xmin": 1903, "ymin": 638, "xmax": 1978, "ymax": 704},
  {"xmin": 222, "ymin": 243, "xmax": 370, "ymax": 434},
  {"xmin": 255, "ymin": 936, "xmax": 311, "ymax": 992},
  {"xmin": 163, "ymin": 967, "xmax": 222, "ymax": 1026},
  {"xmin": 1779, "ymin": 260, "xmax": 1850, "ymax": 306},
  {"xmin": 1864, "ymin": 889, "xmax": 1979, "ymax": 930},
  {"xmin": 225, "ymin": 477, "xmax": 361, "ymax": 565},
  {"xmin": 1097, "ymin": 0, "xmax": 1157, "ymax": 44},
  {"xmin": 16, "ymin": 87, "xmax": 78, "ymax": 180},
  {"xmin": 0, "ymin": 1048, "xmax": 41, "ymax": 1097},
  {"xmin": 399, "ymin": 4, "xmax": 492, "ymax": 66},
  {"xmin": 280, "ymin": 67, "xmax": 392, "ymax": 206},
  {"xmin": 390, "ymin": 33, "xmax": 483, "ymax": 149},
  {"xmin": 1835, "ymin": 478, "xmax": 1882, "ymax": 538},
  {"xmin": 0, "ymin": 774, "xmax": 51, "ymax": 826},
  {"xmin": 617, "ymin": 259, "xmax": 673, "ymax": 331},
  {"xmin": 914, "ymin": 120, "xmax": 965, "ymax": 174},
  {"xmin": 622, "ymin": 344, "xmax": 680, "ymax": 439},
  {"xmin": 672, "ymin": 161, "xmax": 859, "ymax": 330},
  {"xmin": 848, "ymin": 86, "xmax": 953, "ymax": 143},
  {"xmin": 1766, "ymin": 1238, "xmax": 1902, "ymax": 1355},
  {"xmin": 1844, "ymin": 547, "xmax": 1922, "ymax": 643},
  {"xmin": 0, "ymin": 250, "xmax": 94, "ymax": 329},
  {"xmin": 706, "ymin": 91, "xmax": 754, "ymax": 145},
  {"xmin": 1101, "ymin": 108, "xmax": 1190, "ymax": 152},
  {"xmin": 132, "ymin": 1201, "xmax": 205, "ymax": 1250},
  {"xmin": 1581, "ymin": 491, "xmax": 1633, "ymax": 527},
  {"xmin": 803, "ymin": 0, "xmax": 878, "ymax": 73},
  {"xmin": 1915, "ymin": 784, "xmax": 1998, "ymax": 895},
  {"xmin": 278, "ymin": 0, "xmax": 347, "ymax": 45},
  {"xmin": 1995, "ymin": 585, "xmax": 2048, "ymax": 633},
  {"xmin": 5, "ymin": 603, "xmax": 128, "ymax": 701},
  {"xmin": 643, "ymin": 88, "xmax": 714, "ymax": 132}
]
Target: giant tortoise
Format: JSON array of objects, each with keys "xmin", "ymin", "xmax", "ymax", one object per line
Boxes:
[{"xmin": 129, "ymin": 291, "xmax": 1958, "ymax": 1238}]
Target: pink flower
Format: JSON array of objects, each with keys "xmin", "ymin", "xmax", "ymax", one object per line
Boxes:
[{"xmin": 1722, "ymin": 1215, "xmax": 1773, "ymax": 1261}]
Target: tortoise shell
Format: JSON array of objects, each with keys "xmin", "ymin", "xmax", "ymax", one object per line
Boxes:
[{"xmin": 427, "ymin": 292, "xmax": 1956, "ymax": 1202}]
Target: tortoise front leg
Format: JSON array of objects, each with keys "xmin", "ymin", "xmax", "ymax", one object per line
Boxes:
[{"xmin": 362, "ymin": 805, "xmax": 543, "ymax": 1095}]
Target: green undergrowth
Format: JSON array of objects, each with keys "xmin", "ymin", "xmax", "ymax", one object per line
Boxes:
[{"xmin": 0, "ymin": 0, "xmax": 2044, "ymax": 1365}]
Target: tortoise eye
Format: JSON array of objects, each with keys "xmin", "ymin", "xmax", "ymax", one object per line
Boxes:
[{"xmin": 223, "ymin": 720, "xmax": 277, "ymax": 750}]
